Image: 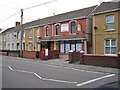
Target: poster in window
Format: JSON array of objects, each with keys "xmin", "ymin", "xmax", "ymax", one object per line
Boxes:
[
  {"xmin": 76, "ymin": 43, "xmax": 82, "ymax": 52},
  {"xmin": 71, "ymin": 44, "xmax": 75, "ymax": 51}
]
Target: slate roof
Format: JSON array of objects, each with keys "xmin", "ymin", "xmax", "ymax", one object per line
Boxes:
[
  {"xmin": 3, "ymin": 5, "xmax": 97, "ymax": 33},
  {"xmin": 24, "ymin": 5, "xmax": 97, "ymax": 28},
  {"xmin": 93, "ymin": 2, "xmax": 120, "ymax": 14}
]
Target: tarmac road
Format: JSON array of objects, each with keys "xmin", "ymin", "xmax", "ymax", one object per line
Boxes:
[{"xmin": 1, "ymin": 56, "xmax": 119, "ymax": 89}]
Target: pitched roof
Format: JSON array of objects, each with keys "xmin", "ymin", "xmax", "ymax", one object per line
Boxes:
[
  {"xmin": 3, "ymin": 5, "xmax": 97, "ymax": 33},
  {"xmin": 24, "ymin": 5, "xmax": 97, "ymax": 28},
  {"xmin": 93, "ymin": 2, "xmax": 120, "ymax": 15}
]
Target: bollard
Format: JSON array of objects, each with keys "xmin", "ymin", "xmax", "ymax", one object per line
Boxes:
[
  {"xmin": 69, "ymin": 50, "xmax": 73, "ymax": 64},
  {"xmin": 79, "ymin": 50, "xmax": 84, "ymax": 64}
]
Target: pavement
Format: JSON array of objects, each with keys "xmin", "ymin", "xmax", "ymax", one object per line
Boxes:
[{"xmin": 20, "ymin": 57, "xmax": 120, "ymax": 75}]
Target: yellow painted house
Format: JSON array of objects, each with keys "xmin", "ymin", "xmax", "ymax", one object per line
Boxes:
[
  {"xmin": 92, "ymin": 2, "xmax": 120, "ymax": 54},
  {"xmin": 24, "ymin": 25, "xmax": 41, "ymax": 51}
]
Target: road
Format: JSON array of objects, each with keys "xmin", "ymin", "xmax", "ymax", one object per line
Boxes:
[{"xmin": 1, "ymin": 56, "xmax": 119, "ymax": 88}]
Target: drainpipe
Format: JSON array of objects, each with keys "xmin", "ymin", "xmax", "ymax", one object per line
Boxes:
[{"xmin": 84, "ymin": 39, "xmax": 87, "ymax": 54}]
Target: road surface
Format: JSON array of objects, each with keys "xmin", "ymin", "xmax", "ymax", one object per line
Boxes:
[{"xmin": 1, "ymin": 56, "xmax": 119, "ymax": 88}]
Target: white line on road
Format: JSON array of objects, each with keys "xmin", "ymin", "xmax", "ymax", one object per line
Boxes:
[
  {"xmin": 6, "ymin": 65, "xmax": 78, "ymax": 84},
  {"xmin": 76, "ymin": 74, "xmax": 116, "ymax": 87},
  {"xmin": 42, "ymin": 78, "xmax": 77, "ymax": 84},
  {"xmin": 8, "ymin": 66, "xmax": 34, "ymax": 74},
  {"xmin": 34, "ymin": 73, "xmax": 42, "ymax": 79},
  {"xmin": 8, "ymin": 66, "xmax": 14, "ymax": 71}
]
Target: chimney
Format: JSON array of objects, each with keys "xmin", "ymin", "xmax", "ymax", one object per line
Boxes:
[{"xmin": 15, "ymin": 22, "xmax": 20, "ymax": 27}]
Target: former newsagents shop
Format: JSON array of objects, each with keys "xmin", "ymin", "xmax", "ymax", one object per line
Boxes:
[{"xmin": 24, "ymin": 5, "xmax": 97, "ymax": 55}]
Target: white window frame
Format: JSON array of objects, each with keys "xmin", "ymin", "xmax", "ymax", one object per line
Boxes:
[
  {"xmin": 29, "ymin": 29, "xmax": 32, "ymax": 38},
  {"xmin": 28, "ymin": 42, "xmax": 32, "ymax": 51},
  {"xmin": 36, "ymin": 28, "xmax": 40, "ymax": 36},
  {"xmin": 104, "ymin": 38, "xmax": 116, "ymax": 54},
  {"xmin": 45, "ymin": 25, "xmax": 49, "ymax": 37},
  {"xmin": 106, "ymin": 15, "xmax": 115, "ymax": 31},
  {"xmin": 61, "ymin": 23, "xmax": 69, "ymax": 32}
]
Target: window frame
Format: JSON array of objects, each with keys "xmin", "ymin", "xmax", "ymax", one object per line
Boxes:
[
  {"xmin": 104, "ymin": 38, "xmax": 116, "ymax": 54},
  {"xmin": 69, "ymin": 20, "xmax": 76, "ymax": 34},
  {"xmin": 45, "ymin": 25, "xmax": 49, "ymax": 37},
  {"xmin": 54, "ymin": 23, "xmax": 60, "ymax": 36},
  {"xmin": 106, "ymin": 15, "xmax": 115, "ymax": 31},
  {"xmin": 29, "ymin": 29, "xmax": 32, "ymax": 38}
]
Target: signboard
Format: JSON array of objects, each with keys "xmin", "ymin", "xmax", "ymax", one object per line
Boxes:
[{"xmin": 61, "ymin": 23, "xmax": 69, "ymax": 32}]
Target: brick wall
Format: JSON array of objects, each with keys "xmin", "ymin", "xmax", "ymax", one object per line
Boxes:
[
  {"xmin": 69, "ymin": 52, "xmax": 120, "ymax": 68},
  {"xmin": 23, "ymin": 51, "xmax": 36, "ymax": 59}
]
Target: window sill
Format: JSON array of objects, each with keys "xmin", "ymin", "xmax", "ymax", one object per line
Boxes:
[
  {"xmin": 70, "ymin": 33, "xmax": 76, "ymax": 35},
  {"xmin": 29, "ymin": 37, "xmax": 32, "ymax": 39},
  {"xmin": 55, "ymin": 35, "xmax": 60, "ymax": 36},
  {"xmin": 105, "ymin": 29, "xmax": 115, "ymax": 31}
]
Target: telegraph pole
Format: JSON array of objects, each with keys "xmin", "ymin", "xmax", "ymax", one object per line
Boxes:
[{"xmin": 20, "ymin": 9, "xmax": 23, "ymax": 57}]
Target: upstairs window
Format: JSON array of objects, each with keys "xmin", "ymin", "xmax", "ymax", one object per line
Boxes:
[
  {"xmin": 55, "ymin": 24, "xmax": 60, "ymax": 36},
  {"xmin": 29, "ymin": 30, "xmax": 32, "ymax": 38},
  {"xmin": 70, "ymin": 21, "xmax": 76, "ymax": 34},
  {"xmin": 45, "ymin": 26, "xmax": 49, "ymax": 37},
  {"xmin": 36, "ymin": 28, "xmax": 40, "ymax": 36},
  {"xmin": 106, "ymin": 15, "xmax": 114, "ymax": 30}
]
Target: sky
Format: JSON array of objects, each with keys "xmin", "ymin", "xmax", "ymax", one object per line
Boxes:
[{"xmin": 0, "ymin": 0, "xmax": 112, "ymax": 31}]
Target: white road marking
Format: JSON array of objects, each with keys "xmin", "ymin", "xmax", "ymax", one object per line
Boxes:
[
  {"xmin": 8, "ymin": 66, "xmax": 34, "ymax": 73},
  {"xmin": 6, "ymin": 65, "xmax": 78, "ymax": 84},
  {"xmin": 42, "ymin": 78, "xmax": 77, "ymax": 84},
  {"xmin": 76, "ymin": 74, "xmax": 116, "ymax": 87},
  {"xmin": 8, "ymin": 66, "xmax": 14, "ymax": 71},
  {"xmin": 34, "ymin": 73, "xmax": 42, "ymax": 79},
  {"xmin": 14, "ymin": 69, "xmax": 34, "ymax": 74}
]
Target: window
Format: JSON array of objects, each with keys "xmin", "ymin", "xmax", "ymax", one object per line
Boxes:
[
  {"xmin": 61, "ymin": 23, "xmax": 69, "ymax": 32},
  {"xmin": 36, "ymin": 28, "xmax": 40, "ymax": 36},
  {"xmin": 17, "ymin": 43, "xmax": 20, "ymax": 50},
  {"xmin": 29, "ymin": 30, "xmax": 32, "ymax": 38},
  {"xmin": 17, "ymin": 31, "xmax": 20, "ymax": 39},
  {"xmin": 106, "ymin": 15, "xmax": 114, "ymax": 30},
  {"xmin": 12, "ymin": 43, "xmax": 14, "ymax": 49},
  {"xmin": 70, "ymin": 21, "xmax": 76, "ymax": 34},
  {"xmin": 28, "ymin": 42, "xmax": 32, "ymax": 51},
  {"xmin": 78, "ymin": 24, "xmax": 81, "ymax": 31},
  {"xmin": 23, "ymin": 31, "xmax": 25, "ymax": 39},
  {"xmin": 45, "ymin": 26, "xmax": 49, "ymax": 36},
  {"xmin": 55, "ymin": 24, "xmax": 60, "ymax": 35},
  {"xmin": 65, "ymin": 43, "xmax": 70, "ymax": 53},
  {"xmin": 105, "ymin": 39, "xmax": 116, "ymax": 54},
  {"xmin": 60, "ymin": 43, "xmax": 64, "ymax": 53}
]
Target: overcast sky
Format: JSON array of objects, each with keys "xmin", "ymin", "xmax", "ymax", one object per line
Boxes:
[{"xmin": 0, "ymin": 0, "xmax": 112, "ymax": 31}]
